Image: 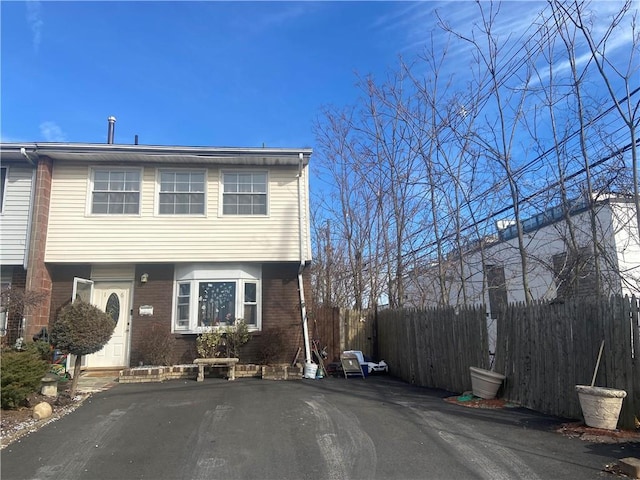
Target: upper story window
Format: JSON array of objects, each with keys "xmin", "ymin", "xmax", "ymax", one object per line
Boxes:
[
  {"xmin": 0, "ymin": 167, "xmax": 7, "ymax": 213},
  {"xmin": 91, "ymin": 169, "xmax": 141, "ymax": 214},
  {"xmin": 159, "ymin": 170, "xmax": 205, "ymax": 215},
  {"xmin": 222, "ymin": 172, "xmax": 267, "ymax": 215}
]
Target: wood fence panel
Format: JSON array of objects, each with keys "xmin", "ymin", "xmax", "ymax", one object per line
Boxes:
[
  {"xmin": 310, "ymin": 306, "xmax": 341, "ymax": 363},
  {"xmin": 371, "ymin": 297, "xmax": 637, "ymax": 429}
]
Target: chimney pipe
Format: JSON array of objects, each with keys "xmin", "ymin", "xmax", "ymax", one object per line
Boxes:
[{"xmin": 107, "ymin": 116, "xmax": 116, "ymax": 144}]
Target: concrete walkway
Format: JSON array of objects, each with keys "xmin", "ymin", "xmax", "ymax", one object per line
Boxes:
[{"xmin": 75, "ymin": 371, "xmax": 120, "ymax": 394}]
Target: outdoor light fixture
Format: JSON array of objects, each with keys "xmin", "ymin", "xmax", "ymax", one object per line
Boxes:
[{"xmin": 140, "ymin": 273, "xmax": 149, "ymax": 283}]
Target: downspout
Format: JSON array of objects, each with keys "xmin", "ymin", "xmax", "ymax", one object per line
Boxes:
[
  {"xmin": 297, "ymin": 152, "xmax": 312, "ymax": 366},
  {"xmin": 20, "ymin": 148, "xmax": 37, "ymax": 271}
]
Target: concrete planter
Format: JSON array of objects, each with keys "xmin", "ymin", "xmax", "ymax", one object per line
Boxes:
[
  {"xmin": 575, "ymin": 385, "xmax": 627, "ymax": 430},
  {"xmin": 469, "ymin": 366, "xmax": 506, "ymax": 399}
]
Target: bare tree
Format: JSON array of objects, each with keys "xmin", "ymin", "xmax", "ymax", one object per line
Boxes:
[
  {"xmin": 440, "ymin": 1, "xmax": 543, "ymax": 304},
  {"xmin": 555, "ymin": 0, "xmax": 640, "ymax": 239}
]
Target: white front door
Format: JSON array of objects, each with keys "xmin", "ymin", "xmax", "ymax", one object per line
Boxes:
[{"xmin": 85, "ymin": 282, "xmax": 131, "ymax": 369}]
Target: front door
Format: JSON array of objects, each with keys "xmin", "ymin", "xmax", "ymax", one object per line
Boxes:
[{"xmin": 85, "ymin": 282, "xmax": 131, "ymax": 369}]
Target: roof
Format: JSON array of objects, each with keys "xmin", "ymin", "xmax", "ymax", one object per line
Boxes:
[{"xmin": 0, "ymin": 142, "xmax": 312, "ymax": 167}]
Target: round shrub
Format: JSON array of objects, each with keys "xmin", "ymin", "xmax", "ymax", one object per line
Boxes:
[
  {"xmin": 51, "ymin": 300, "xmax": 116, "ymax": 356},
  {"xmin": 1, "ymin": 349, "xmax": 49, "ymax": 409}
]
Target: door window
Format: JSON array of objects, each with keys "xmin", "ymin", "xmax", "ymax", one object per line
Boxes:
[{"xmin": 105, "ymin": 292, "xmax": 120, "ymax": 324}]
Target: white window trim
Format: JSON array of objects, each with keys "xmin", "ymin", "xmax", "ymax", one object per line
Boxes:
[
  {"xmin": 219, "ymin": 169, "xmax": 269, "ymax": 217},
  {"xmin": 0, "ymin": 166, "xmax": 7, "ymax": 214},
  {"xmin": 0, "ymin": 280, "xmax": 9, "ymax": 337},
  {"xmin": 155, "ymin": 168, "xmax": 207, "ymax": 216},
  {"xmin": 172, "ymin": 264, "xmax": 262, "ymax": 333},
  {"xmin": 88, "ymin": 167, "xmax": 142, "ymax": 216}
]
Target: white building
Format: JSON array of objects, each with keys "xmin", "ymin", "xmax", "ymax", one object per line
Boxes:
[{"xmin": 406, "ymin": 194, "xmax": 640, "ymax": 315}]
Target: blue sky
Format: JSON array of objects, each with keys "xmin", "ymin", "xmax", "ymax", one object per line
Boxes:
[
  {"xmin": 2, "ymin": 1, "xmax": 420, "ymax": 147},
  {"xmin": 1, "ymin": 1, "xmax": 635, "ymax": 151}
]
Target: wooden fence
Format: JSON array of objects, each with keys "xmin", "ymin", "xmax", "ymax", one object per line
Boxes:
[
  {"xmin": 331, "ymin": 296, "xmax": 639, "ymax": 430},
  {"xmin": 495, "ymin": 295, "xmax": 639, "ymax": 429},
  {"xmin": 311, "ymin": 307, "xmax": 375, "ymax": 363},
  {"xmin": 376, "ymin": 306, "xmax": 489, "ymax": 395}
]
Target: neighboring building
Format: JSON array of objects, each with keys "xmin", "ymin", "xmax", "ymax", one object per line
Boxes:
[
  {"xmin": 405, "ymin": 194, "xmax": 640, "ymax": 314},
  {"xmin": 0, "ymin": 134, "xmax": 313, "ymax": 369},
  {"xmin": 0, "ymin": 149, "xmax": 38, "ymax": 342}
]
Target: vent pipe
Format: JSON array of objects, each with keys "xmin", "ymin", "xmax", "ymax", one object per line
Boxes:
[{"xmin": 107, "ymin": 116, "xmax": 116, "ymax": 144}]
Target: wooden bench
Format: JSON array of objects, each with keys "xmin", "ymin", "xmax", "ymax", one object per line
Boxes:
[{"xmin": 194, "ymin": 358, "xmax": 240, "ymax": 381}]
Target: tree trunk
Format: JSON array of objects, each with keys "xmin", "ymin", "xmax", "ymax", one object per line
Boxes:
[{"xmin": 69, "ymin": 355, "xmax": 83, "ymax": 398}]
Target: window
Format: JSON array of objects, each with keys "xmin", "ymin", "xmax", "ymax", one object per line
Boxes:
[
  {"xmin": 0, "ymin": 167, "xmax": 6, "ymax": 213},
  {"xmin": 222, "ymin": 172, "xmax": 267, "ymax": 215},
  {"xmin": 173, "ymin": 264, "xmax": 261, "ymax": 332},
  {"xmin": 159, "ymin": 170, "xmax": 205, "ymax": 214},
  {"xmin": 485, "ymin": 264, "xmax": 507, "ymax": 318},
  {"xmin": 553, "ymin": 247, "xmax": 597, "ymax": 298},
  {"xmin": 243, "ymin": 282, "xmax": 258, "ymax": 325},
  {"xmin": 91, "ymin": 169, "xmax": 140, "ymax": 214},
  {"xmin": 176, "ymin": 283, "xmax": 191, "ymax": 329}
]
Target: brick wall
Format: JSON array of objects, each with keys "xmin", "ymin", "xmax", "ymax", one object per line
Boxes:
[
  {"xmin": 159, "ymin": 262, "xmax": 311, "ymax": 366},
  {"xmin": 45, "ymin": 261, "xmax": 312, "ymax": 368},
  {"xmin": 245, "ymin": 263, "xmax": 308, "ymax": 364},
  {"xmin": 130, "ymin": 264, "xmax": 176, "ymax": 366},
  {"xmin": 49, "ymin": 265, "xmax": 92, "ymax": 325},
  {"xmin": 25, "ymin": 156, "xmax": 53, "ymax": 341}
]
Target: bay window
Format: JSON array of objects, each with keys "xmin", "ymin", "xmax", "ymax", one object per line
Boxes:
[{"xmin": 173, "ymin": 264, "xmax": 261, "ymax": 333}]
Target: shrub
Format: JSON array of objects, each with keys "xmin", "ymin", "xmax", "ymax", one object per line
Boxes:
[
  {"xmin": 24, "ymin": 340, "xmax": 53, "ymax": 362},
  {"xmin": 195, "ymin": 320, "xmax": 250, "ymax": 359},
  {"xmin": 196, "ymin": 328, "xmax": 224, "ymax": 358},
  {"xmin": 258, "ymin": 327, "xmax": 287, "ymax": 365},
  {"xmin": 1, "ymin": 349, "xmax": 49, "ymax": 409},
  {"xmin": 138, "ymin": 325, "xmax": 176, "ymax": 366},
  {"xmin": 51, "ymin": 300, "xmax": 116, "ymax": 396},
  {"xmin": 224, "ymin": 319, "xmax": 250, "ymax": 358},
  {"xmin": 51, "ymin": 301, "xmax": 115, "ymax": 356}
]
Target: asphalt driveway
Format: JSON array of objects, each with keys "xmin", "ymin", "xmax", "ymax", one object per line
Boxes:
[{"xmin": 1, "ymin": 375, "xmax": 637, "ymax": 480}]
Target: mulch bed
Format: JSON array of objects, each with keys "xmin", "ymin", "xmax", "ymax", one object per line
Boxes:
[
  {"xmin": 445, "ymin": 394, "xmax": 640, "ymax": 444},
  {"xmin": 444, "ymin": 393, "xmax": 518, "ymax": 409}
]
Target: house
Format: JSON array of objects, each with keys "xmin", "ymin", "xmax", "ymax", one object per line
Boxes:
[
  {"xmin": 0, "ymin": 147, "xmax": 38, "ymax": 342},
  {"xmin": 405, "ymin": 194, "xmax": 640, "ymax": 314},
  {"xmin": 0, "ymin": 127, "xmax": 313, "ymax": 369}
]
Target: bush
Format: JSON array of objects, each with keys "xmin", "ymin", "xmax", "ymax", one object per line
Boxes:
[
  {"xmin": 24, "ymin": 340, "xmax": 53, "ymax": 362},
  {"xmin": 196, "ymin": 328, "xmax": 224, "ymax": 358},
  {"xmin": 1, "ymin": 348, "xmax": 49, "ymax": 409},
  {"xmin": 196, "ymin": 320, "xmax": 250, "ymax": 359},
  {"xmin": 51, "ymin": 300, "xmax": 115, "ymax": 356},
  {"xmin": 138, "ymin": 326, "xmax": 176, "ymax": 366},
  {"xmin": 258, "ymin": 328, "xmax": 287, "ymax": 365}
]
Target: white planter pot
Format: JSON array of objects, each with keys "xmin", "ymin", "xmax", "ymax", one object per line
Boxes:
[
  {"xmin": 469, "ymin": 366, "xmax": 506, "ymax": 399},
  {"xmin": 575, "ymin": 385, "xmax": 627, "ymax": 430}
]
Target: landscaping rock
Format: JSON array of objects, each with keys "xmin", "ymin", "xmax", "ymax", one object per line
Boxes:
[{"xmin": 32, "ymin": 402, "xmax": 52, "ymax": 420}]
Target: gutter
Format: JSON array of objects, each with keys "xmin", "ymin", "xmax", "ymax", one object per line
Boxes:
[{"xmin": 297, "ymin": 152, "xmax": 312, "ymax": 367}]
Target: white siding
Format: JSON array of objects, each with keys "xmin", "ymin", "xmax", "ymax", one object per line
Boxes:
[
  {"xmin": 0, "ymin": 165, "xmax": 34, "ymax": 266},
  {"xmin": 46, "ymin": 162, "xmax": 311, "ymax": 263},
  {"xmin": 611, "ymin": 202, "xmax": 640, "ymax": 297},
  {"xmin": 407, "ymin": 200, "xmax": 639, "ymax": 308}
]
